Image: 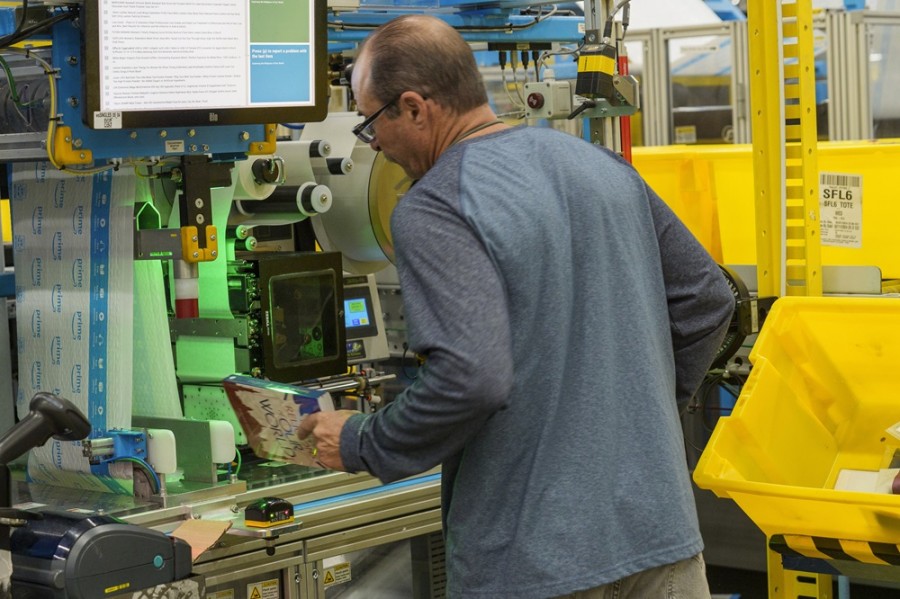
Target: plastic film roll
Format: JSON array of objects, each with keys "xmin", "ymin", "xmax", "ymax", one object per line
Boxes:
[
  {"xmin": 234, "ymin": 182, "xmax": 332, "ymax": 227},
  {"xmin": 276, "ymin": 140, "xmax": 332, "ymax": 186},
  {"xmin": 233, "ymin": 157, "xmax": 281, "ymax": 201}
]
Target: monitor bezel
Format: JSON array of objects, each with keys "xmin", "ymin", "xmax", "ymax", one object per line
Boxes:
[
  {"xmin": 81, "ymin": 0, "xmax": 329, "ymax": 129},
  {"xmin": 257, "ymin": 252, "xmax": 346, "ymax": 383}
]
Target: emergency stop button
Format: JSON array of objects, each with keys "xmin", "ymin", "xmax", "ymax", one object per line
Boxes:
[{"xmin": 526, "ymin": 93, "xmax": 545, "ymax": 109}]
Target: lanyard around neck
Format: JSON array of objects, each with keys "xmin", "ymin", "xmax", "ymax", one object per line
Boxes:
[{"xmin": 448, "ymin": 119, "xmax": 504, "ymax": 148}]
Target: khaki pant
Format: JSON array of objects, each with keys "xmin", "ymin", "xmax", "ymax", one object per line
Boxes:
[{"xmin": 554, "ymin": 553, "xmax": 711, "ymax": 599}]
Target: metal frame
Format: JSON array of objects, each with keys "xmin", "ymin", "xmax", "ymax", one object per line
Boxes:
[
  {"xmin": 854, "ymin": 11, "xmax": 900, "ymax": 140},
  {"xmin": 820, "ymin": 10, "xmax": 900, "ymax": 142},
  {"xmin": 111, "ymin": 470, "xmax": 442, "ymax": 598},
  {"xmin": 627, "ymin": 21, "xmax": 751, "ymax": 146},
  {"xmin": 824, "ymin": 9, "xmax": 872, "ymax": 140},
  {"xmin": 661, "ymin": 21, "xmax": 751, "ymax": 146},
  {"xmin": 646, "ymin": 27, "xmax": 669, "ymax": 147},
  {"xmin": 621, "ymin": 31, "xmax": 654, "ymax": 146},
  {"xmin": 307, "ymin": 511, "xmax": 442, "ymax": 597},
  {"xmin": 0, "ymin": 50, "xmax": 51, "ymax": 161},
  {"xmin": 0, "ymin": 206, "xmax": 13, "ymax": 437}
]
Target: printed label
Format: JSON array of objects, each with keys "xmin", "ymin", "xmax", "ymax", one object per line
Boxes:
[
  {"xmin": 819, "ymin": 172, "xmax": 862, "ymax": 248},
  {"xmin": 165, "ymin": 140, "xmax": 186, "ymax": 154},
  {"xmin": 246, "ymin": 579, "xmax": 279, "ymax": 599},
  {"xmin": 323, "ymin": 562, "xmax": 352, "ymax": 587},
  {"xmin": 93, "ymin": 111, "xmax": 122, "ymax": 130},
  {"xmin": 674, "ymin": 126, "xmax": 697, "ymax": 144}
]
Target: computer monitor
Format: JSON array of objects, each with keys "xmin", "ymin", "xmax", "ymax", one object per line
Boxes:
[
  {"xmin": 256, "ymin": 252, "xmax": 346, "ymax": 382},
  {"xmin": 82, "ymin": 0, "xmax": 328, "ymax": 129}
]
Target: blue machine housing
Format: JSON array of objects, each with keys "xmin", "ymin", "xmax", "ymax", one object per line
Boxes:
[{"xmin": 51, "ymin": 17, "xmax": 268, "ymax": 164}]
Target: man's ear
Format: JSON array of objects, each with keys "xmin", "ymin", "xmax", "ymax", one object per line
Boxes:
[{"xmin": 398, "ymin": 91, "xmax": 430, "ymax": 126}]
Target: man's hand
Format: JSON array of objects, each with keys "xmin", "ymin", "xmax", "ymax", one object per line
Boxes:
[{"xmin": 298, "ymin": 410, "xmax": 358, "ymax": 471}]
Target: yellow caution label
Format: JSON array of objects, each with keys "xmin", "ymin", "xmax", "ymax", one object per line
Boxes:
[
  {"xmin": 323, "ymin": 562, "xmax": 352, "ymax": 587},
  {"xmin": 246, "ymin": 579, "xmax": 279, "ymax": 599}
]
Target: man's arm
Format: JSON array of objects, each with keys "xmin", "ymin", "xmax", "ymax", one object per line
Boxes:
[
  {"xmin": 646, "ymin": 183, "xmax": 736, "ymax": 406},
  {"xmin": 310, "ymin": 191, "xmax": 513, "ymax": 483}
]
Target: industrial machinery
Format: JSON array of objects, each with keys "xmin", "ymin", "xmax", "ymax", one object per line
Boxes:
[
  {"xmin": 0, "ymin": 0, "xmax": 487, "ymax": 593},
  {"xmin": 0, "ymin": 0, "xmax": 655, "ymax": 595},
  {"xmin": 0, "ymin": 393, "xmax": 193, "ymax": 598}
]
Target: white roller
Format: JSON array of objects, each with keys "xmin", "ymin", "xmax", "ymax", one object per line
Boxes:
[
  {"xmin": 209, "ymin": 420, "xmax": 237, "ymax": 464},
  {"xmin": 298, "ymin": 182, "xmax": 333, "ymax": 216},
  {"xmin": 146, "ymin": 428, "xmax": 178, "ymax": 475},
  {"xmin": 233, "ymin": 157, "xmax": 278, "ymax": 201}
]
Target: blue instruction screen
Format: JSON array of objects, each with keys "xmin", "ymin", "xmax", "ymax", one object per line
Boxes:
[{"xmin": 345, "ymin": 298, "xmax": 371, "ymax": 329}]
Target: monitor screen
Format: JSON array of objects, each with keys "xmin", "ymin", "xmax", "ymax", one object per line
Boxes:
[
  {"xmin": 343, "ymin": 287, "xmax": 378, "ymax": 339},
  {"xmin": 269, "ymin": 270, "xmax": 338, "ymax": 370},
  {"xmin": 345, "ymin": 297, "xmax": 371, "ymax": 329},
  {"xmin": 256, "ymin": 252, "xmax": 346, "ymax": 382},
  {"xmin": 83, "ymin": 0, "xmax": 328, "ymax": 129}
]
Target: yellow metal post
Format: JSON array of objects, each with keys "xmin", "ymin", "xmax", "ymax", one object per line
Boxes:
[
  {"xmin": 767, "ymin": 544, "xmax": 833, "ymax": 599},
  {"xmin": 748, "ymin": 0, "xmax": 822, "ymax": 297}
]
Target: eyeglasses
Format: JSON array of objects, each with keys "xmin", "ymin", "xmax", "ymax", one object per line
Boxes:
[{"xmin": 352, "ymin": 97, "xmax": 397, "ymax": 143}]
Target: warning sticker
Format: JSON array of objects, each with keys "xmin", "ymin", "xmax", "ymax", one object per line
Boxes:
[
  {"xmin": 819, "ymin": 172, "xmax": 863, "ymax": 248},
  {"xmin": 323, "ymin": 562, "xmax": 352, "ymax": 587},
  {"xmin": 206, "ymin": 591, "xmax": 234, "ymax": 599},
  {"xmin": 246, "ymin": 578, "xmax": 279, "ymax": 599}
]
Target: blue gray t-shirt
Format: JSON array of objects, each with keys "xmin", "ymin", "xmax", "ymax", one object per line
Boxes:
[{"xmin": 341, "ymin": 126, "xmax": 735, "ymax": 598}]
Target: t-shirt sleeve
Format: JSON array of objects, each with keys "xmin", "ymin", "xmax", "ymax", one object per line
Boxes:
[
  {"xmin": 340, "ymin": 187, "xmax": 513, "ymax": 483},
  {"xmin": 645, "ymin": 182, "xmax": 736, "ymax": 406}
]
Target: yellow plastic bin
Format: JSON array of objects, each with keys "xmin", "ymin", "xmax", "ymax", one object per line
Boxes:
[
  {"xmin": 633, "ymin": 141, "xmax": 900, "ymax": 279},
  {"xmin": 694, "ymin": 296, "xmax": 900, "ymax": 544}
]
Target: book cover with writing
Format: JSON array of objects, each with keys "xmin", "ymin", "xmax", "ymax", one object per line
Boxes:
[{"xmin": 223, "ymin": 374, "xmax": 333, "ymax": 467}]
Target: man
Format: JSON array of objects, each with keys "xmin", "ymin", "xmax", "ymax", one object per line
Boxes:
[{"xmin": 299, "ymin": 14, "xmax": 735, "ymax": 599}]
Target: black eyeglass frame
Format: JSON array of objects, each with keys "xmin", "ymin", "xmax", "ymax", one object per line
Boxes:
[{"xmin": 352, "ymin": 97, "xmax": 398, "ymax": 143}]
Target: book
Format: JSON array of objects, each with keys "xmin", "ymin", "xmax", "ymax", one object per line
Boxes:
[{"xmin": 223, "ymin": 374, "xmax": 334, "ymax": 467}]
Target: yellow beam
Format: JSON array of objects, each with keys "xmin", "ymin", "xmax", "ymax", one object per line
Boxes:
[
  {"xmin": 749, "ymin": 0, "xmax": 785, "ymax": 296},
  {"xmin": 748, "ymin": 0, "xmax": 822, "ymax": 297}
]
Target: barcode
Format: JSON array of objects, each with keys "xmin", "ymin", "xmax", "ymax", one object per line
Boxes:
[{"xmin": 821, "ymin": 173, "xmax": 861, "ymax": 187}]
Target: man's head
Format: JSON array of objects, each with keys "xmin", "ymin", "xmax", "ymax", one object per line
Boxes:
[{"xmin": 351, "ymin": 15, "xmax": 490, "ymax": 179}]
